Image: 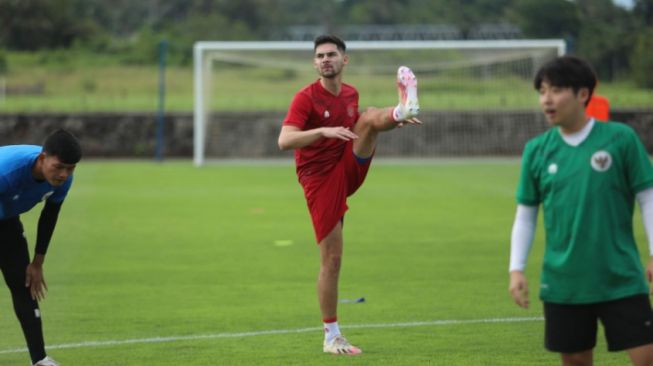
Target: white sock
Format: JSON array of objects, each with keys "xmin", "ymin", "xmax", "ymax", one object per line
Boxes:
[
  {"xmin": 324, "ymin": 321, "xmax": 341, "ymax": 342},
  {"xmin": 392, "ymin": 105, "xmax": 404, "ymax": 122}
]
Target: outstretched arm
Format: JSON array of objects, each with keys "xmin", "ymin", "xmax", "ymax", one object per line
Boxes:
[
  {"xmin": 25, "ymin": 200, "xmax": 62, "ymax": 301},
  {"xmin": 508, "ymin": 204, "xmax": 538, "ymax": 309},
  {"xmin": 278, "ymin": 125, "xmax": 358, "ymax": 151}
]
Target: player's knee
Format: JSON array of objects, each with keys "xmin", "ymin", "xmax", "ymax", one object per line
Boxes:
[
  {"xmin": 322, "ymin": 254, "xmax": 342, "ymax": 272},
  {"xmin": 5, "ymin": 276, "xmax": 26, "ymax": 295},
  {"xmin": 9, "ymin": 286, "xmax": 34, "ymax": 305},
  {"xmin": 561, "ymin": 352, "xmax": 592, "ymax": 366},
  {"xmin": 357, "ymin": 108, "xmax": 379, "ymax": 127}
]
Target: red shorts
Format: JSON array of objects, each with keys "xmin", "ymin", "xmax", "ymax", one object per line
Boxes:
[{"xmin": 299, "ymin": 142, "xmax": 372, "ymax": 243}]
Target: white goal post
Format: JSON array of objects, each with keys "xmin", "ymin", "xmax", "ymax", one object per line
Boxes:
[{"xmin": 193, "ymin": 39, "xmax": 566, "ymax": 166}]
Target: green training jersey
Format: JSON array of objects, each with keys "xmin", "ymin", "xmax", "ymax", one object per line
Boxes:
[{"xmin": 517, "ymin": 121, "xmax": 653, "ymax": 304}]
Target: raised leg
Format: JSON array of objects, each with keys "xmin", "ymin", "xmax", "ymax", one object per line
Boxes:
[{"xmin": 352, "ymin": 66, "xmax": 420, "ymax": 159}]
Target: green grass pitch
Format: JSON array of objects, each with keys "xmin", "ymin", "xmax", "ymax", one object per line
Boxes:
[{"xmin": 0, "ymin": 160, "xmax": 644, "ymax": 365}]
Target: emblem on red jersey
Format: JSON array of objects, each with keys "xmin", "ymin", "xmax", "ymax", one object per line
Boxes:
[{"xmin": 347, "ymin": 105, "xmax": 355, "ymax": 117}]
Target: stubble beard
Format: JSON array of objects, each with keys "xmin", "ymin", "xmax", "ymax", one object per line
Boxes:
[
  {"xmin": 322, "ymin": 72, "xmax": 337, "ymax": 79},
  {"xmin": 319, "ymin": 63, "xmax": 341, "ymax": 79}
]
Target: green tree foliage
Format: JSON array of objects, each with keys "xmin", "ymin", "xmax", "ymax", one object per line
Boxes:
[
  {"xmin": 0, "ymin": 0, "xmax": 97, "ymax": 50},
  {"xmin": 0, "ymin": 0, "xmax": 107, "ymax": 52},
  {"xmin": 0, "ymin": 0, "xmax": 649, "ymax": 84},
  {"xmin": 0, "ymin": 48, "xmax": 7, "ymax": 75},
  {"xmin": 342, "ymin": 0, "xmax": 411, "ymax": 25},
  {"xmin": 506, "ymin": 0, "xmax": 580, "ymax": 39},
  {"xmin": 341, "ymin": 0, "xmax": 513, "ymax": 33},
  {"xmin": 633, "ymin": 0, "xmax": 653, "ymax": 26},
  {"xmin": 575, "ymin": 0, "xmax": 637, "ymax": 80},
  {"xmin": 631, "ymin": 26, "xmax": 653, "ymax": 88}
]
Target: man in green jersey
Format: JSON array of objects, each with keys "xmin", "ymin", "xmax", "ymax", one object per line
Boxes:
[{"xmin": 508, "ymin": 56, "xmax": 653, "ymax": 366}]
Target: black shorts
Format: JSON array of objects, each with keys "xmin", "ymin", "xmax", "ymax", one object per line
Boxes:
[{"xmin": 544, "ymin": 294, "xmax": 653, "ymax": 353}]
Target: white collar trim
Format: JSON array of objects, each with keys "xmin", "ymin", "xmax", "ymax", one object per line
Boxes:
[{"xmin": 560, "ymin": 118, "xmax": 595, "ymax": 146}]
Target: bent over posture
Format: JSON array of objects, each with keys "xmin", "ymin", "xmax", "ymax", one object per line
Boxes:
[{"xmin": 1, "ymin": 129, "xmax": 82, "ymax": 366}]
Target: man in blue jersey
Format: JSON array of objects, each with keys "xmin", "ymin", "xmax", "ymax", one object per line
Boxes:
[
  {"xmin": 0, "ymin": 129, "xmax": 81, "ymax": 366},
  {"xmin": 508, "ymin": 56, "xmax": 653, "ymax": 365}
]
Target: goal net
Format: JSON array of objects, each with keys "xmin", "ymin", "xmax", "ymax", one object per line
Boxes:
[{"xmin": 193, "ymin": 40, "xmax": 565, "ymax": 166}]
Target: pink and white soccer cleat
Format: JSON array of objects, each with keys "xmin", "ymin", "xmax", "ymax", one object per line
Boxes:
[
  {"xmin": 394, "ymin": 66, "xmax": 420, "ymax": 121},
  {"xmin": 323, "ymin": 335, "xmax": 363, "ymax": 355}
]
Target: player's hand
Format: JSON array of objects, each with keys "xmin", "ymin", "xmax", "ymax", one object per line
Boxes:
[
  {"xmin": 396, "ymin": 117, "xmax": 422, "ymax": 128},
  {"xmin": 25, "ymin": 256, "xmax": 48, "ymax": 301},
  {"xmin": 509, "ymin": 271, "xmax": 529, "ymax": 309},
  {"xmin": 321, "ymin": 127, "xmax": 358, "ymax": 141}
]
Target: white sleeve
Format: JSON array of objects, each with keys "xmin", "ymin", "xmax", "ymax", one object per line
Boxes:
[
  {"xmin": 509, "ymin": 204, "xmax": 539, "ymax": 272},
  {"xmin": 636, "ymin": 187, "xmax": 653, "ymax": 256}
]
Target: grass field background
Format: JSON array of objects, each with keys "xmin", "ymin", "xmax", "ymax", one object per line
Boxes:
[{"xmin": 0, "ymin": 160, "xmax": 646, "ymax": 365}]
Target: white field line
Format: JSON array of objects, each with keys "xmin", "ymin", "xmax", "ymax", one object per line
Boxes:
[{"xmin": 0, "ymin": 316, "xmax": 543, "ymax": 354}]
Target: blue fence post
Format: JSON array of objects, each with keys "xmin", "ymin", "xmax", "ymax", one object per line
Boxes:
[{"xmin": 155, "ymin": 40, "xmax": 168, "ymax": 161}]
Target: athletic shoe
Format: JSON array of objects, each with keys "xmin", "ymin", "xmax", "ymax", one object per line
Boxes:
[
  {"xmin": 323, "ymin": 335, "xmax": 363, "ymax": 355},
  {"xmin": 395, "ymin": 66, "xmax": 420, "ymax": 121},
  {"xmin": 33, "ymin": 356, "xmax": 59, "ymax": 366}
]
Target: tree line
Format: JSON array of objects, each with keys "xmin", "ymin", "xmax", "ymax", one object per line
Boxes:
[{"xmin": 0, "ymin": 0, "xmax": 652, "ymax": 87}]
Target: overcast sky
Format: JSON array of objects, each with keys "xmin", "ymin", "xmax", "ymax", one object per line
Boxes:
[{"xmin": 612, "ymin": 0, "xmax": 635, "ymax": 10}]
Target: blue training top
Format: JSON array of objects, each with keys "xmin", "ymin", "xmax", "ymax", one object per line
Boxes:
[{"xmin": 0, "ymin": 145, "xmax": 72, "ymax": 219}]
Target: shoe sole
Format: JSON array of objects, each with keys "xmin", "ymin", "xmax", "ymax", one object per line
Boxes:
[{"xmin": 323, "ymin": 349, "xmax": 363, "ymax": 355}]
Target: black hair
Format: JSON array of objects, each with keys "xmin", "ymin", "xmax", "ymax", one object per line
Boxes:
[
  {"xmin": 314, "ymin": 34, "xmax": 346, "ymax": 53},
  {"xmin": 43, "ymin": 129, "xmax": 82, "ymax": 164},
  {"xmin": 533, "ymin": 56, "xmax": 597, "ymax": 106}
]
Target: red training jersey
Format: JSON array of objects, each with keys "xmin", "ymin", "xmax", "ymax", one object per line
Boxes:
[{"xmin": 283, "ymin": 79, "xmax": 360, "ymax": 180}]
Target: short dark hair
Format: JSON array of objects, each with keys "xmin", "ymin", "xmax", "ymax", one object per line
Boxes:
[
  {"xmin": 314, "ymin": 34, "xmax": 346, "ymax": 53},
  {"xmin": 534, "ymin": 56, "xmax": 597, "ymax": 105},
  {"xmin": 43, "ymin": 129, "xmax": 82, "ymax": 164}
]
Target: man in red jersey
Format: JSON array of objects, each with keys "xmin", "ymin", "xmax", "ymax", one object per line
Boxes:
[{"xmin": 278, "ymin": 34, "xmax": 420, "ymax": 355}]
